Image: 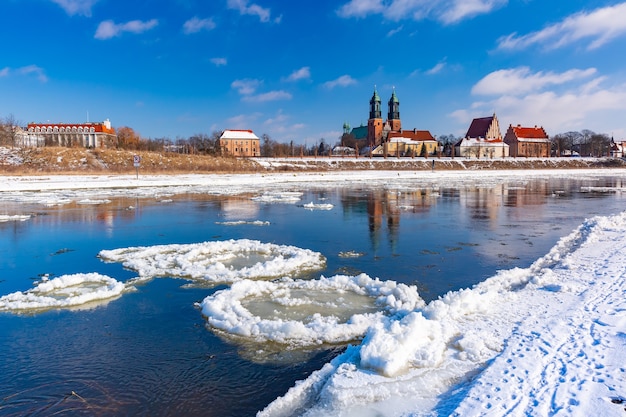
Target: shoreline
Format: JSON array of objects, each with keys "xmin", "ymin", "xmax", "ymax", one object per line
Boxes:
[{"xmin": 2, "ymin": 146, "xmax": 626, "ymax": 176}]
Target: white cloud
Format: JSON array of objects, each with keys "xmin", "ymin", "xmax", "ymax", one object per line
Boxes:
[
  {"xmin": 211, "ymin": 57, "xmax": 228, "ymax": 66},
  {"xmin": 386, "ymin": 25, "xmax": 403, "ymax": 37},
  {"xmin": 262, "ymin": 110, "xmax": 306, "ymax": 136},
  {"xmin": 242, "ymin": 90, "xmax": 292, "ymax": 103},
  {"xmin": 225, "ymin": 112, "xmax": 262, "ymax": 128},
  {"xmin": 439, "ymin": 0, "xmax": 505, "ymax": 24},
  {"xmin": 183, "ymin": 17, "xmax": 216, "ymax": 34},
  {"xmin": 227, "ymin": 0, "xmax": 273, "ymax": 22},
  {"xmin": 95, "ymin": 19, "xmax": 158, "ymax": 40},
  {"xmin": 285, "ymin": 67, "xmax": 311, "ymax": 82},
  {"xmin": 426, "ymin": 61, "xmax": 446, "ymax": 75},
  {"xmin": 451, "ymin": 73, "xmax": 626, "ymax": 135},
  {"xmin": 18, "ymin": 65, "xmax": 48, "ymax": 83},
  {"xmin": 231, "ymin": 79, "xmax": 291, "ymax": 102},
  {"xmin": 51, "ymin": 0, "xmax": 98, "ymax": 17},
  {"xmin": 231, "ymin": 79, "xmax": 262, "ymax": 95},
  {"xmin": 497, "ymin": 2, "xmax": 626, "ymax": 51},
  {"xmin": 472, "ymin": 67, "xmax": 597, "ymax": 96},
  {"xmin": 0, "ymin": 66, "xmax": 48, "ymax": 82},
  {"xmin": 337, "ymin": 0, "xmax": 384, "ymax": 18},
  {"xmin": 323, "ymin": 75, "xmax": 357, "ymax": 89},
  {"xmin": 337, "ymin": 0, "xmax": 506, "ymax": 24}
]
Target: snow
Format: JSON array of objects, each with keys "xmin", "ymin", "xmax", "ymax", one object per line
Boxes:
[
  {"xmin": 98, "ymin": 239, "xmax": 326, "ymax": 283},
  {"xmin": 1, "ymin": 170, "xmax": 626, "ymax": 416},
  {"xmin": 259, "ymin": 212, "xmax": 626, "ymax": 417},
  {"xmin": 0, "ymin": 273, "xmax": 129, "ymax": 312}
]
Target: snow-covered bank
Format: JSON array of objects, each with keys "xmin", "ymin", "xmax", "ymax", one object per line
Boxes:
[{"xmin": 259, "ymin": 212, "xmax": 626, "ymax": 417}]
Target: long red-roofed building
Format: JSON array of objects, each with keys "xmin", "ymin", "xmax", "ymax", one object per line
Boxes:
[{"xmin": 26, "ymin": 119, "xmax": 117, "ymax": 148}]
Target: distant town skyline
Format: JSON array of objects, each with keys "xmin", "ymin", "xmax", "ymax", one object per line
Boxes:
[{"xmin": 2, "ymin": 0, "xmax": 626, "ymax": 144}]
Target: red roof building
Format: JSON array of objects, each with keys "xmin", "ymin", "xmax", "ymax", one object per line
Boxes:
[
  {"xmin": 26, "ymin": 119, "xmax": 117, "ymax": 148},
  {"xmin": 504, "ymin": 124, "xmax": 551, "ymax": 157}
]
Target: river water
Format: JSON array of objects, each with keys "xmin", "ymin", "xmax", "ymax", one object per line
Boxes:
[{"xmin": 1, "ymin": 173, "xmax": 625, "ymax": 416}]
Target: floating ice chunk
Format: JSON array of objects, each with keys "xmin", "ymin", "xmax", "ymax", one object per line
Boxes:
[
  {"xmin": 0, "ymin": 214, "xmax": 31, "ymax": 222},
  {"xmin": 199, "ymin": 274, "xmax": 424, "ymax": 346},
  {"xmin": 98, "ymin": 239, "xmax": 326, "ymax": 283},
  {"xmin": 252, "ymin": 191, "xmax": 303, "ymax": 203},
  {"xmin": 215, "ymin": 220, "xmax": 270, "ymax": 226},
  {"xmin": 77, "ymin": 198, "xmax": 111, "ymax": 205},
  {"xmin": 302, "ymin": 202, "xmax": 334, "ymax": 210},
  {"xmin": 0, "ymin": 273, "xmax": 128, "ymax": 312},
  {"xmin": 338, "ymin": 250, "xmax": 365, "ymax": 258}
]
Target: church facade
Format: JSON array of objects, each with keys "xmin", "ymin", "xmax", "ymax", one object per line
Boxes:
[{"xmin": 350, "ymin": 87, "xmax": 437, "ymax": 156}]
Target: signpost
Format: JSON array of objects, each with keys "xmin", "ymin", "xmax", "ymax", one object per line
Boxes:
[{"xmin": 133, "ymin": 155, "xmax": 141, "ymax": 179}]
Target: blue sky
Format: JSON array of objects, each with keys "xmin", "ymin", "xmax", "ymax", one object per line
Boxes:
[{"xmin": 2, "ymin": 0, "xmax": 626, "ymax": 144}]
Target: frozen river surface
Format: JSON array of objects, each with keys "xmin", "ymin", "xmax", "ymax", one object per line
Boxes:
[{"xmin": 1, "ymin": 170, "xmax": 625, "ymax": 416}]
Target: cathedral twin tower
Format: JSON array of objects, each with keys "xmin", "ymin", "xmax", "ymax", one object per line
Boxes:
[{"xmin": 367, "ymin": 87, "xmax": 401, "ymax": 148}]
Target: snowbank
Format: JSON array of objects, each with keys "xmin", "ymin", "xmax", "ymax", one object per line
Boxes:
[
  {"xmin": 98, "ymin": 239, "xmax": 326, "ymax": 283},
  {"xmin": 259, "ymin": 212, "xmax": 626, "ymax": 417}
]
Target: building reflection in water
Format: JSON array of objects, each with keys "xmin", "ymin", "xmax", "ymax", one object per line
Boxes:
[
  {"xmin": 338, "ymin": 176, "xmax": 623, "ymax": 253},
  {"xmin": 340, "ymin": 187, "xmax": 439, "ymax": 252}
]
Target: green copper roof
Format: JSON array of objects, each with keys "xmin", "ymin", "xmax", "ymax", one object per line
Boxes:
[
  {"xmin": 371, "ymin": 87, "xmax": 380, "ymax": 102},
  {"xmin": 390, "ymin": 88, "xmax": 399, "ymax": 103}
]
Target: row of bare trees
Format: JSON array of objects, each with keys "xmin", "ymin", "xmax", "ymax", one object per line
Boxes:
[{"xmin": 551, "ymin": 130, "xmax": 612, "ymax": 157}]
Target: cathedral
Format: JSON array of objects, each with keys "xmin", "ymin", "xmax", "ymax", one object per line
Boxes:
[{"xmin": 347, "ymin": 87, "xmax": 436, "ymax": 156}]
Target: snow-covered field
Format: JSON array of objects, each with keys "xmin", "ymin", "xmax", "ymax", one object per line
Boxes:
[{"xmin": 1, "ymin": 171, "xmax": 625, "ymax": 416}]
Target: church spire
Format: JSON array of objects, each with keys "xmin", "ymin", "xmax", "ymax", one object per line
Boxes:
[
  {"xmin": 387, "ymin": 87, "xmax": 401, "ymax": 132},
  {"xmin": 369, "ymin": 86, "xmax": 381, "ymax": 120},
  {"xmin": 388, "ymin": 86, "xmax": 400, "ymax": 121}
]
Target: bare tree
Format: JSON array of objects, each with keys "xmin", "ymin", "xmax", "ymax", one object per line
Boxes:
[
  {"xmin": 0, "ymin": 114, "xmax": 21, "ymax": 146},
  {"xmin": 589, "ymin": 133, "xmax": 611, "ymax": 157}
]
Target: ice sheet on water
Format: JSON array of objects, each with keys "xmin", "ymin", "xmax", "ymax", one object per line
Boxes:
[
  {"xmin": 98, "ymin": 239, "xmax": 326, "ymax": 283},
  {"xmin": 302, "ymin": 202, "xmax": 334, "ymax": 210},
  {"xmin": 251, "ymin": 191, "xmax": 303, "ymax": 203},
  {"xmin": 199, "ymin": 273, "xmax": 424, "ymax": 347},
  {"xmin": 0, "ymin": 273, "xmax": 129, "ymax": 313},
  {"xmin": 215, "ymin": 220, "xmax": 270, "ymax": 226},
  {"xmin": 77, "ymin": 198, "xmax": 112, "ymax": 205},
  {"xmin": 0, "ymin": 214, "xmax": 31, "ymax": 222}
]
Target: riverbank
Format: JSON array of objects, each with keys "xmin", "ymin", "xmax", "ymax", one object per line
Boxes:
[{"xmin": 1, "ymin": 146, "xmax": 625, "ymax": 174}]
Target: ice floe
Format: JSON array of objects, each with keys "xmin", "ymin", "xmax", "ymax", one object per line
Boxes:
[
  {"xmin": 199, "ymin": 274, "xmax": 424, "ymax": 347},
  {"xmin": 215, "ymin": 220, "xmax": 270, "ymax": 226},
  {"xmin": 98, "ymin": 239, "xmax": 326, "ymax": 283},
  {"xmin": 252, "ymin": 191, "xmax": 303, "ymax": 203},
  {"xmin": 0, "ymin": 214, "xmax": 31, "ymax": 222},
  {"xmin": 302, "ymin": 202, "xmax": 334, "ymax": 210},
  {"xmin": 0, "ymin": 273, "xmax": 129, "ymax": 313}
]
